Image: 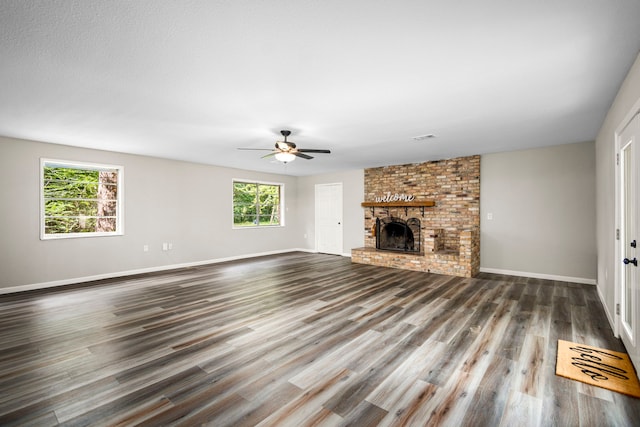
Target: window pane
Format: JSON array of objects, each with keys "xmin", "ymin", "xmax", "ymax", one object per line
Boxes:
[
  {"xmin": 97, "ymin": 200, "xmax": 118, "ymax": 217},
  {"xmin": 44, "ymin": 199, "xmax": 99, "ymax": 216},
  {"xmin": 233, "ymin": 182, "xmax": 257, "ymax": 226},
  {"xmin": 258, "ymin": 214, "xmax": 280, "ymax": 226},
  {"xmin": 96, "ymin": 217, "xmax": 117, "ymax": 232},
  {"xmin": 258, "ymin": 184, "xmax": 279, "ymax": 226},
  {"xmin": 45, "ymin": 216, "xmax": 99, "ymax": 234},
  {"xmin": 43, "ymin": 180, "xmax": 100, "ymax": 199},
  {"xmin": 233, "ymin": 181, "xmax": 282, "ymax": 227},
  {"xmin": 42, "ymin": 161, "xmax": 122, "ymax": 238}
]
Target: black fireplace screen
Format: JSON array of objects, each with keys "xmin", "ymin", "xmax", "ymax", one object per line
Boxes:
[{"xmin": 376, "ymin": 217, "xmax": 421, "ymax": 253}]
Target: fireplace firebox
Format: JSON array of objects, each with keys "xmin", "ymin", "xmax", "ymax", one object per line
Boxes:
[{"xmin": 376, "ymin": 217, "xmax": 421, "ymax": 253}]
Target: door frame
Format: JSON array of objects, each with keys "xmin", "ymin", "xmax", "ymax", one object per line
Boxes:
[{"xmin": 615, "ymin": 103, "xmax": 640, "ymax": 361}]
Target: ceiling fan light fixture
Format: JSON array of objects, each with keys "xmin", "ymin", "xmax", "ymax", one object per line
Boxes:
[{"xmin": 275, "ymin": 152, "xmax": 296, "ymax": 163}]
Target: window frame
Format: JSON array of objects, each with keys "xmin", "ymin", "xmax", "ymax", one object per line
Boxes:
[
  {"xmin": 232, "ymin": 179, "xmax": 285, "ymax": 229},
  {"xmin": 40, "ymin": 158, "xmax": 124, "ymax": 240}
]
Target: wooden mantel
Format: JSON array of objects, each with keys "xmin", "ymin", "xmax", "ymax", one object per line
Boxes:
[{"xmin": 361, "ymin": 200, "xmax": 435, "ymax": 216}]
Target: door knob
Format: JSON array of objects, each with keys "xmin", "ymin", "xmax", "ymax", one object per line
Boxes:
[
  {"xmin": 632, "ymin": 240, "xmax": 637, "ymax": 248},
  {"xmin": 623, "ymin": 258, "xmax": 638, "ymax": 266}
]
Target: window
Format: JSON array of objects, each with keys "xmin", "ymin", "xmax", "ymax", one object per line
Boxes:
[
  {"xmin": 233, "ymin": 180, "xmax": 283, "ymax": 227},
  {"xmin": 41, "ymin": 159, "xmax": 123, "ymax": 239}
]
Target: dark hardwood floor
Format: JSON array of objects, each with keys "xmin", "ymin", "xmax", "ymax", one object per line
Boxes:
[{"xmin": 1, "ymin": 252, "xmax": 639, "ymax": 426}]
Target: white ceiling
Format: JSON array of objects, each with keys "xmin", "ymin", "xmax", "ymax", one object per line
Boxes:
[{"xmin": 1, "ymin": 1, "xmax": 640, "ymax": 176}]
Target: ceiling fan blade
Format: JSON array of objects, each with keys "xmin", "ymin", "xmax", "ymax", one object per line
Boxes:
[
  {"xmin": 261, "ymin": 152, "xmax": 278, "ymax": 159},
  {"xmin": 294, "ymin": 152, "xmax": 314, "ymax": 160},
  {"xmin": 238, "ymin": 148, "xmax": 274, "ymax": 151},
  {"xmin": 297, "ymin": 149, "xmax": 331, "ymax": 154}
]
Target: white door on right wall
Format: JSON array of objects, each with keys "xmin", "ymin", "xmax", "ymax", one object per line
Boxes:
[{"xmin": 620, "ymin": 113, "xmax": 639, "ymax": 370}]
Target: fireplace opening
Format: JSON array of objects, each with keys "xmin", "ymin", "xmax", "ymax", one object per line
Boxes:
[{"xmin": 376, "ymin": 217, "xmax": 421, "ymax": 253}]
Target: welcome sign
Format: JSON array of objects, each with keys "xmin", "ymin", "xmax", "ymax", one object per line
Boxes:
[{"xmin": 374, "ymin": 192, "xmax": 415, "ymax": 202}]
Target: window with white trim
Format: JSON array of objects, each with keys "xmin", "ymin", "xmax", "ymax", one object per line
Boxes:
[
  {"xmin": 41, "ymin": 159, "xmax": 124, "ymax": 239},
  {"xmin": 233, "ymin": 180, "xmax": 283, "ymax": 227}
]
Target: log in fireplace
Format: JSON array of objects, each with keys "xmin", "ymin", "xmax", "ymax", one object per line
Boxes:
[{"xmin": 376, "ymin": 216, "xmax": 421, "ymax": 253}]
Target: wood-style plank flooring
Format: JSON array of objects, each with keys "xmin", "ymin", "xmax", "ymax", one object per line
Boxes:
[{"xmin": 1, "ymin": 252, "xmax": 639, "ymax": 426}]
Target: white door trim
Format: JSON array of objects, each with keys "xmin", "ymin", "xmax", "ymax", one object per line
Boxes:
[
  {"xmin": 615, "ymin": 99, "xmax": 640, "ymax": 336},
  {"xmin": 614, "ymin": 108, "xmax": 640, "ymax": 369}
]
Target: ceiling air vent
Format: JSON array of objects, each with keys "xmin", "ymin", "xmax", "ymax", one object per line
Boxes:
[{"xmin": 412, "ymin": 134, "xmax": 436, "ymax": 141}]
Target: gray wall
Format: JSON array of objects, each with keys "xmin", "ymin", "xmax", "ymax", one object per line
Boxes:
[
  {"xmin": 297, "ymin": 169, "xmax": 365, "ymax": 255},
  {"xmin": 0, "ymin": 136, "xmax": 302, "ymax": 290},
  {"xmin": 481, "ymin": 141, "xmax": 596, "ymax": 282},
  {"xmin": 0, "ymin": 118, "xmax": 608, "ymax": 291},
  {"xmin": 596, "ymin": 53, "xmax": 640, "ymax": 323}
]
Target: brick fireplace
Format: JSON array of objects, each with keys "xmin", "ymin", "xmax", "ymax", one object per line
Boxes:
[{"xmin": 351, "ymin": 155, "xmax": 480, "ymax": 277}]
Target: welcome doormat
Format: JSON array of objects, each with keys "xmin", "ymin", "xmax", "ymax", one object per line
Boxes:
[{"xmin": 556, "ymin": 339, "xmax": 640, "ymax": 398}]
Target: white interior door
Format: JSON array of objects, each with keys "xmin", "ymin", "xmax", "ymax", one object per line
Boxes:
[
  {"xmin": 619, "ymin": 113, "xmax": 639, "ymax": 369},
  {"xmin": 315, "ymin": 183, "xmax": 343, "ymax": 255}
]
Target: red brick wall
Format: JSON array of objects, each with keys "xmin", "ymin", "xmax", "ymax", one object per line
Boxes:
[{"xmin": 353, "ymin": 155, "xmax": 480, "ymax": 277}]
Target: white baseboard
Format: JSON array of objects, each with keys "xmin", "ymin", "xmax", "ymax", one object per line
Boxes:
[
  {"xmin": 479, "ymin": 267, "xmax": 596, "ymax": 285},
  {"xmin": 0, "ymin": 248, "xmax": 315, "ymax": 295},
  {"xmin": 596, "ymin": 284, "xmax": 617, "ymax": 336}
]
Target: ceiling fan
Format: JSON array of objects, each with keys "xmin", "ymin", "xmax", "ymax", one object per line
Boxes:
[{"xmin": 238, "ymin": 130, "xmax": 331, "ymax": 163}]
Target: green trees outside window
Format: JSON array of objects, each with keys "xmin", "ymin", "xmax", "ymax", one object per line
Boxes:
[
  {"xmin": 233, "ymin": 181, "xmax": 281, "ymax": 227},
  {"xmin": 42, "ymin": 160, "xmax": 122, "ymax": 237}
]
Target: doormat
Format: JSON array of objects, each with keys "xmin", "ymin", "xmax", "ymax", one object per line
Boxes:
[{"xmin": 556, "ymin": 339, "xmax": 640, "ymax": 398}]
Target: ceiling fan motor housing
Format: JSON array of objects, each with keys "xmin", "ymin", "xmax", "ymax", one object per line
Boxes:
[{"xmin": 278, "ymin": 130, "xmax": 295, "ymax": 149}]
